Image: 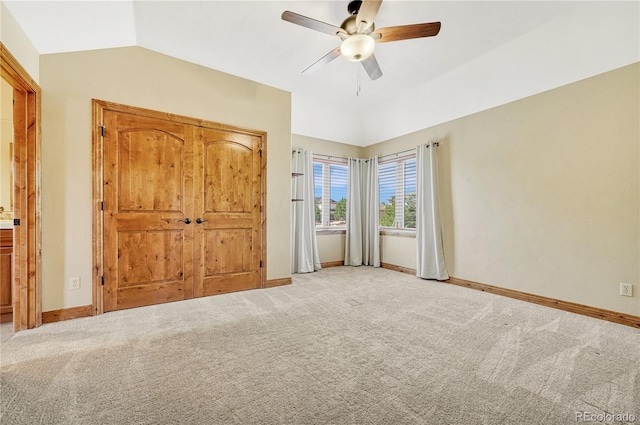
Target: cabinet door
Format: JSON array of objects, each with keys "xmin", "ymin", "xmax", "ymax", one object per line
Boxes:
[{"xmin": 0, "ymin": 229, "xmax": 12, "ymax": 321}]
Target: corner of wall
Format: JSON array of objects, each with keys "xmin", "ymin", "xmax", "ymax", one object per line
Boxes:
[{"xmin": 0, "ymin": 1, "xmax": 40, "ymax": 83}]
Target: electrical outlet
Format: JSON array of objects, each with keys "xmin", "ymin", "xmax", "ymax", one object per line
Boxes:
[
  {"xmin": 620, "ymin": 282, "xmax": 633, "ymax": 297},
  {"xmin": 69, "ymin": 277, "xmax": 81, "ymax": 290}
]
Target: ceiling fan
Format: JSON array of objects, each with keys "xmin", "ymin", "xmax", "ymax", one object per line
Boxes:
[{"xmin": 281, "ymin": 0, "xmax": 441, "ymax": 81}]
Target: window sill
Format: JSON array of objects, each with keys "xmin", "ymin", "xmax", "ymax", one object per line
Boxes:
[
  {"xmin": 315, "ymin": 228, "xmax": 415, "ymax": 237},
  {"xmin": 316, "ymin": 227, "xmax": 346, "ymax": 235},
  {"xmin": 380, "ymin": 228, "xmax": 416, "ymax": 238}
]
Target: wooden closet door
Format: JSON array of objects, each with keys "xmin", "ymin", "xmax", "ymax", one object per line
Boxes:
[
  {"xmin": 193, "ymin": 127, "xmax": 262, "ymax": 296},
  {"xmin": 102, "ymin": 111, "xmax": 195, "ymax": 311}
]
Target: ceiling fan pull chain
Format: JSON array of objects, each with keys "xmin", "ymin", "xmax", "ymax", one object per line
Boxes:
[{"xmin": 356, "ymin": 63, "xmax": 362, "ymax": 96}]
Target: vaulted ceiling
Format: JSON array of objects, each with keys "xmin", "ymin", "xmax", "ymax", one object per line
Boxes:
[{"xmin": 4, "ymin": 1, "xmax": 639, "ymax": 146}]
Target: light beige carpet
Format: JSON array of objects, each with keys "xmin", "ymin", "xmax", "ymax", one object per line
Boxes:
[{"xmin": 1, "ymin": 267, "xmax": 639, "ymax": 424}]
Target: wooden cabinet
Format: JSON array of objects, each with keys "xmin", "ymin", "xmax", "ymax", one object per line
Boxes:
[{"xmin": 0, "ymin": 229, "xmax": 12, "ymax": 323}]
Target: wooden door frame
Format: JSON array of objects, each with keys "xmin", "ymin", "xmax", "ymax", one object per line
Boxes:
[
  {"xmin": 92, "ymin": 99, "xmax": 267, "ymax": 314},
  {"xmin": 0, "ymin": 43, "xmax": 42, "ymax": 332}
]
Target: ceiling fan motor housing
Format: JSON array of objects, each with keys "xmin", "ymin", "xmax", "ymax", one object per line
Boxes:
[{"xmin": 341, "ymin": 15, "xmax": 375, "ymax": 35}]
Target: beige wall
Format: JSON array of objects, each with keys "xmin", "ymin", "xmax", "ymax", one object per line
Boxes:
[
  {"xmin": 293, "ymin": 134, "xmax": 362, "ymax": 159},
  {"xmin": 40, "ymin": 47, "xmax": 292, "ymax": 311},
  {"xmin": 0, "ymin": 77, "xmax": 12, "ymax": 216},
  {"xmin": 0, "ymin": 1, "xmax": 40, "ymax": 83},
  {"xmin": 316, "ymin": 234, "xmax": 345, "ymax": 264},
  {"xmin": 365, "ymin": 63, "xmax": 639, "ymax": 316},
  {"xmin": 380, "ymin": 235, "xmax": 416, "ymax": 270},
  {"xmin": 0, "ymin": 1, "xmax": 37, "ymax": 218}
]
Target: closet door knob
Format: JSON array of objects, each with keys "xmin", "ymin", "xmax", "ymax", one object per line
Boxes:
[
  {"xmin": 180, "ymin": 218, "xmax": 192, "ymax": 224},
  {"xmin": 196, "ymin": 218, "xmax": 207, "ymax": 224}
]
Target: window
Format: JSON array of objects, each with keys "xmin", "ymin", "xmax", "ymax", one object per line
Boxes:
[
  {"xmin": 313, "ymin": 158, "xmax": 348, "ymax": 227},
  {"xmin": 378, "ymin": 154, "xmax": 416, "ymax": 229}
]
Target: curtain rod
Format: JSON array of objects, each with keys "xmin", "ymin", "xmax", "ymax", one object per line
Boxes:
[
  {"xmin": 313, "ymin": 151, "xmax": 414, "ymax": 161},
  {"xmin": 294, "ymin": 142, "xmax": 439, "ymax": 162},
  {"xmin": 378, "ymin": 142, "xmax": 440, "ymax": 160},
  {"xmin": 378, "ymin": 148, "xmax": 416, "ymax": 161},
  {"xmin": 312, "ymin": 153, "xmax": 349, "ymax": 161},
  {"xmin": 292, "ymin": 150, "xmax": 349, "ymax": 161}
]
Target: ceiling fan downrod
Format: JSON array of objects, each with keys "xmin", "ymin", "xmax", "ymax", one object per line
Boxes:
[{"xmin": 347, "ymin": 1, "xmax": 363, "ymax": 16}]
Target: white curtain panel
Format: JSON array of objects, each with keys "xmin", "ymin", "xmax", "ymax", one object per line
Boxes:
[
  {"xmin": 345, "ymin": 158, "xmax": 363, "ymax": 266},
  {"xmin": 291, "ymin": 149, "xmax": 321, "ymax": 273},
  {"xmin": 416, "ymin": 143, "xmax": 449, "ymax": 280},
  {"xmin": 345, "ymin": 157, "xmax": 380, "ymax": 267},
  {"xmin": 364, "ymin": 157, "xmax": 380, "ymax": 267}
]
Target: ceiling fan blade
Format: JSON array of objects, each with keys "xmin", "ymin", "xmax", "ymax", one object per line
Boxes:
[
  {"xmin": 356, "ymin": 0, "xmax": 382, "ymax": 33},
  {"xmin": 282, "ymin": 11, "xmax": 347, "ymax": 37},
  {"xmin": 361, "ymin": 54, "xmax": 383, "ymax": 80},
  {"xmin": 303, "ymin": 47, "xmax": 342, "ymax": 75},
  {"xmin": 372, "ymin": 22, "xmax": 441, "ymax": 43}
]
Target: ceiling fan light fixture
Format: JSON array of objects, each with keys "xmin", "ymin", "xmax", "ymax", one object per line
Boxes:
[
  {"xmin": 282, "ymin": 0, "xmax": 441, "ymax": 80},
  {"xmin": 340, "ymin": 34, "xmax": 375, "ymax": 62}
]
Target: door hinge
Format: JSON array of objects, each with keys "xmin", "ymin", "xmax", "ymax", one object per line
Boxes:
[
  {"xmin": 99, "ymin": 125, "xmax": 105, "ymax": 137},
  {"xmin": 101, "ymin": 276, "xmax": 105, "ymax": 286},
  {"xmin": 259, "ymin": 148, "xmax": 262, "ymax": 157},
  {"xmin": 101, "ymin": 201, "xmax": 104, "ymax": 210},
  {"xmin": 259, "ymin": 260, "xmax": 263, "ymax": 268}
]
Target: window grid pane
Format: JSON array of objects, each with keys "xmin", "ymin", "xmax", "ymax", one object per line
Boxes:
[
  {"xmin": 404, "ymin": 159, "xmax": 416, "ymax": 229},
  {"xmin": 379, "ymin": 163, "xmax": 397, "ymax": 227},
  {"xmin": 313, "ymin": 163, "xmax": 323, "ymax": 225},
  {"xmin": 322, "ymin": 164, "xmax": 330, "ymax": 226},
  {"xmin": 329, "ymin": 164, "xmax": 348, "ymax": 227},
  {"xmin": 312, "ymin": 157, "xmax": 348, "ymax": 228},
  {"xmin": 378, "ymin": 153, "xmax": 416, "ymax": 229},
  {"xmin": 395, "ymin": 163, "xmax": 405, "ymax": 227}
]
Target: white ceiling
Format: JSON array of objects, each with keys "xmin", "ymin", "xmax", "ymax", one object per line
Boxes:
[{"xmin": 4, "ymin": 1, "xmax": 639, "ymax": 146}]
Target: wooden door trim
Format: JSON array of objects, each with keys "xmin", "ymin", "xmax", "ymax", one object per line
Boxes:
[
  {"xmin": 92, "ymin": 99, "xmax": 267, "ymax": 314},
  {"xmin": 0, "ymin": 42, "xmax": 42, "ymax": 331},
  {"xmin": 92, "ymin": 102, "xmax": 104, "ymax": 314}
]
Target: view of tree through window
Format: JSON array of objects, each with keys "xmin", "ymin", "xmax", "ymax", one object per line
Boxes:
[
  {"xmin": 378, "ymin": 156, "xmax": 416, "ymax": 229},
  {"xmin": 379, "ymin": 163, "xmax": 397, "ymax": 227},
  {"xmin": 404, "ymin": 160, "xmax": 417, "ymax": 228},
  {"xmin": 312, "ymin": 153, "xmax": 415, "ymax": 229},
  {"xmin": 313, "ymin": 160, "xmax": 348, "ymax": 227},
  {"xmin": 313, "ymin": 163, "xmax": 323, "ymax": 225}
]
